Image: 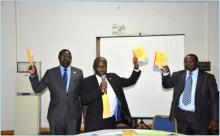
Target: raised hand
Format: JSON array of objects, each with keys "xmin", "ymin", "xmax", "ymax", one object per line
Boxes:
[
  {"xmin": 133, "ymin": 57, "xmax": 139, "ymax": 70},
  {"xmin": 100, "ymin": 78, "xmax": 107, "ymax": 94},
  {"xmin": 29, "ymin": 65, "xmax": 38, "ymax": 76},
  {"xmin": 161, "ymin": 65, "xmax": 170, "ymax": 73}
]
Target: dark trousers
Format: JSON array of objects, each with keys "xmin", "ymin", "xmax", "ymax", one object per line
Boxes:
[
  {"xmin": 85, "ymin": 116, "xmax": 116, "ymax": 132},
  {"xmin": 175, "ymin": 108, "xmax": 207, "ymax": 135},
  {"xmin": 49, "ymin": 117, "xmax": 81, "ymax": 135}
]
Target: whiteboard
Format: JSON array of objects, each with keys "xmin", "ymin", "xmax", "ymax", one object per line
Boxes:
[{"xmin": 98, "ymin": 35, "xmax": 184, "ymax": 117}]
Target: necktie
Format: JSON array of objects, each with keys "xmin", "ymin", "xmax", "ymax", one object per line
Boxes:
[
  {"xmin": 102, "ymin": 92, "xmax": 111, "ymax": 118},
  {"xmin": 114, "ymin": 98, "xmax": 121, "ymax": 121},
  {"xmin": 182, "ymin": 72, "xmax": 192, "ymax": 105},
  {"xmin": 63, "ymin": 68, "xmax": 68, "ymax": 92}
]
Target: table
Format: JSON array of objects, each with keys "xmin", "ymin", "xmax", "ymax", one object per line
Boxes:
[{"xmin": 76, "ymin": 129, "xmax": 180, "ymax": 136}]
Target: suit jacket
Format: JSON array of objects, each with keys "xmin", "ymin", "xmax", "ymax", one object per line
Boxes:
[
  {"xmin": 162, "ymin": 69, "xmax": 218, "ymax": 130},
  {"xmin": 81, "ymin": 70, "xmax": 141, "ymax": 131},
  {"xmin": 30, "ymin": 66, "xmax": 83, "ymax": 122}
]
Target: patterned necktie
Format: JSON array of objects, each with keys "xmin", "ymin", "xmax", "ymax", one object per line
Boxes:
[
  {"xmin": 182, "ymin": 72, "xmax": 192, "ymax": 105},
  {"xmin": 63, "ymin": 68, "xmax": 68, "ymax": 91}
]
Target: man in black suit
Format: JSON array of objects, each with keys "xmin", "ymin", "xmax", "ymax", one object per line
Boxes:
[
  {"xmin": 81, "ymin": 56, "xmax": 141, "ymax": 132},
  {"xmin": 161, "ymin": 54, "xmax": 218, "ymax": 135},
  {"xmin": 29, "ymin": 49, "xmax": 83, "ymax": 135}
]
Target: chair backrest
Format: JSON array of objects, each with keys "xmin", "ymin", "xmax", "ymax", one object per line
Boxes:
[{"xmin": 152, "ymin": 115, "xmax": 177, "ymax": 133}]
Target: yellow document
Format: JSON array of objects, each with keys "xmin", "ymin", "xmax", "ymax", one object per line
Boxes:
[
  {"xmin": 133, "ymin": 48, "xmax": 148, "ymax": 66},
  {"xmin": 102, "ymin": 93, "xmax": 110, "ymax": 118},
  {"xmin": 27, "ymin": 49, "xmax": 34, "ymax": 65},
  {"xmin": 154, "ymin": 51, "xmax": 168, "ymax": 67},
  {"xmin": 123, "ymin": 130, "xmax": 137, "ymax": 136}
]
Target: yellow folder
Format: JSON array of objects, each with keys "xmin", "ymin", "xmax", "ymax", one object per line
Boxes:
[
  {"xmin": 133, "ymin": 48, "xmax": 148, "ymax": 66},
  {"xmin": 133, "ymin": 47, "xmax": 147, "ymax": 61},
  {"xmin": 27, "ymin": 49, "xmax": 34, "ymax": 65},
  {"xmin": 154, "ymin": 51, "xmax": 168, "ymax": 66}
]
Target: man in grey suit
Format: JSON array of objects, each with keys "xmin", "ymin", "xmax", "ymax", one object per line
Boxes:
[{"xmin": 29, "ymin": 49, "xmax": 84, "ymax": 135}]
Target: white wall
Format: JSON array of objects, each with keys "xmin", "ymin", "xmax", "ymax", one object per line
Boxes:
[
  {"xmin": 1, "ymin": 1, "xmax": 219, "ymax": 130},
  {"xmin": 207, "ymin": 2, "xmax": 219, "ymax": 83},
  {"xmin": 1, "ymin": 2, "xmax": 17, "ymax": 130},
  {"xmin": 0, "ymin": 2, "xmax": 1, "ymax": 131}
]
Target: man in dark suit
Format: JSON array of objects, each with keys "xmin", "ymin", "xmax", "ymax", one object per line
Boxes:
[
  {"xmin": 161, "ymin": 54, "xmax": 218, "ymax": 135},
  {"xmin": 81, "ymin": 56, "xmax": 141, "ymax": 132},
  {"xmin": 29, "ymin": 49, "xmax": 83, "ymax": 135}
]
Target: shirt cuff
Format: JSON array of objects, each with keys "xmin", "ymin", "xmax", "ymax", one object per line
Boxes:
[
  {"xmin": 30, "ymin": 75, "xmax": 37, "ymax": 78},
  {"xmin": 162, "ymin": 72, "xmax": 170, "ymax": 76},
  {"xmin": 134, "ymin": 69, "xmax": 140, "ymax": 72}
]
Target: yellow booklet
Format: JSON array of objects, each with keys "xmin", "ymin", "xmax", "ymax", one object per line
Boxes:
[
  {"xmin": 27, "ymin": 49, "xmax": 34, "ymax": 65},
  {"xmin": 154, "ymin": 51, "xmax": 168, "ymax": 67},
  {"xmin": 133, "ymin": 47, "xmax": 148, "ymax": 66},
  {"xmin": 123, "ymin": 130, "xmax": 137, "ymax": 136}
]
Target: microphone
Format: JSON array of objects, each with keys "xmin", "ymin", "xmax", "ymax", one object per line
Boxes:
[{"xmin": 101, "ymin": 75, "xmax": 107, "ymax": 94}]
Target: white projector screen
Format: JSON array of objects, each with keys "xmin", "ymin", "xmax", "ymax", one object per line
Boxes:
[{"xmin": 98, "ymin": 35, "xmax": 184, "ymax": 118}]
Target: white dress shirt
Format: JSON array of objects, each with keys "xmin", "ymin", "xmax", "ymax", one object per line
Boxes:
[
  {"xmin": 178, "ymin": 68, "xmax": 198, "ymax": 111},
  {"xmin": 96, "ymin": 74, "xmax": 117, "ymax": 118},
  {"xmin": 162, "ymin": 68, "xmax": 198, "ymax": 112}
]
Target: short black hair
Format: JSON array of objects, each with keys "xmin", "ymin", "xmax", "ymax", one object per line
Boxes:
[
  {"xmin": 93, "ymin": 57, "xmax": 107, "ymax": 69},
  {"xmin": 58, "ymin": 49, "xmax": 71, "ymax": 58},
  {"xmin": 186, "ymin": 54, "xmax": 198, "ymax": 62}
]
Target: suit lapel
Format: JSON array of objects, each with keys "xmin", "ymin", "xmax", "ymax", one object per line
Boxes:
[
  {"xmin": 195, "ymin": 71, "xmax": 202, "ymax": 106},
  {"xmin": 92, "ymin": 75, "xmax": 100, "ymax": 89},
  {"xmin": 195, "ymin": 71, "xmax": 202, "ymax": 92},
  {"xmin": 68, "ymin": 67, "xmax": 77, "ymax": 93},
  {"xmin": 106, "ymin": 74, "xmax": 120, "ymax": 97},
  {"xmin": 179, "ymin": 71, "xmax": 187, "ymax": 95},
  {"xmin": 68, "ymin": 68, "xmax": 73, "ymax": 93}
]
